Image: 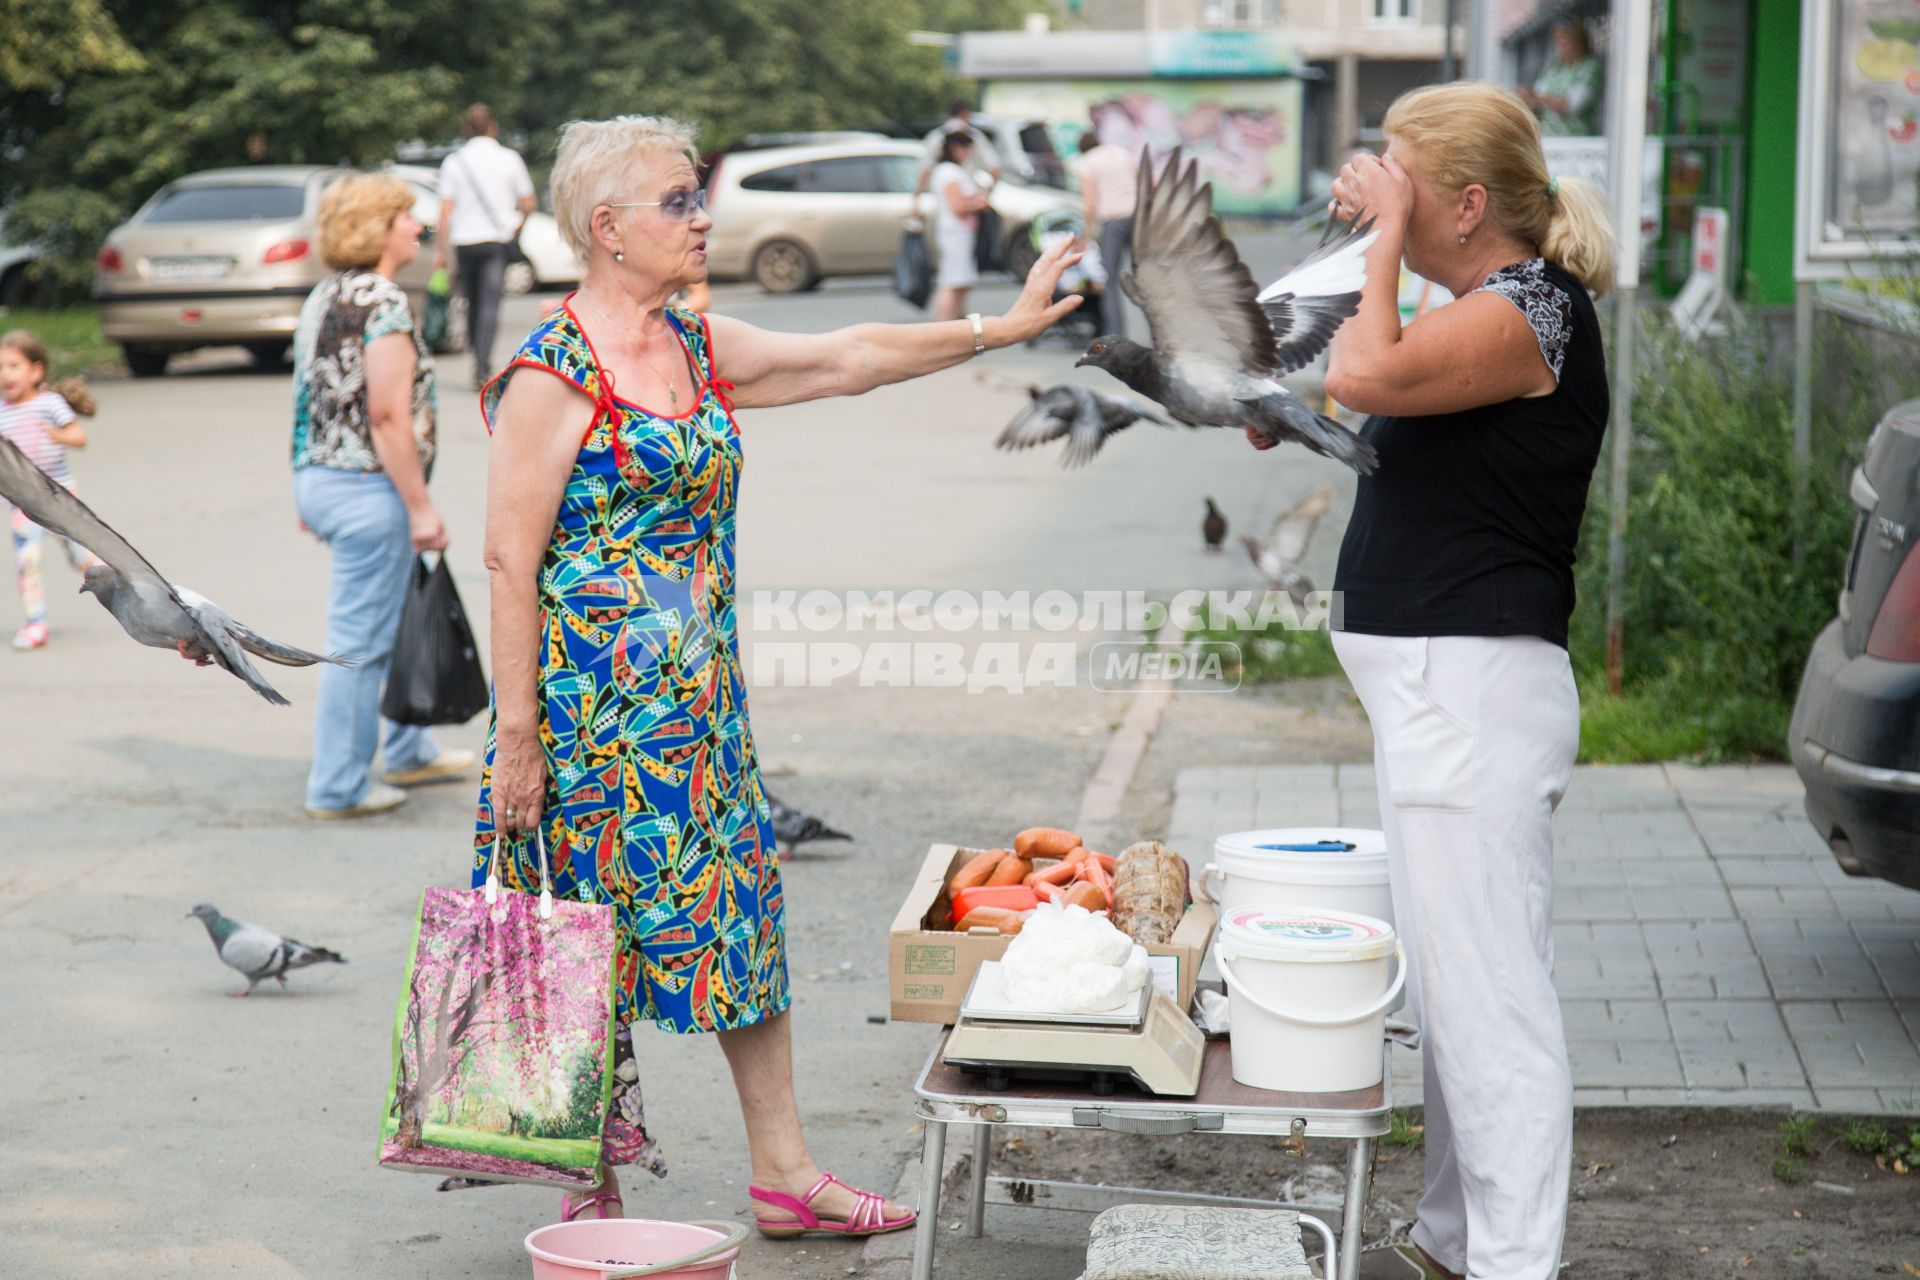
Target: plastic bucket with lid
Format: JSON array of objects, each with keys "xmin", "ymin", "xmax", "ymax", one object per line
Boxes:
[
  {"xmin": 524, "ymin": 1218, "xmax": 746, "ymax": 1280},
  {"xmin": 1214, "ymin": 906, "xmax": 1404, "ymax": 1094},
  {"xmin": 1200, "ymin": 828, "xmax": 1392, "ymax": 931}
]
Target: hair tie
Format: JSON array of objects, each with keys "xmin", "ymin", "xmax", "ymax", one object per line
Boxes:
[{"xmin": 1547, "ymin": 177, "xmax": 1560, "ymax": 198}]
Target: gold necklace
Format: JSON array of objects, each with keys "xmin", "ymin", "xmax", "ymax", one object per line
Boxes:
[{"xmin": 580, "ymin": 294, "xmax": 682, "ymax": 407}]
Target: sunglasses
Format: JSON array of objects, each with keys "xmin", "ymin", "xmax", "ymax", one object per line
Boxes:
[{"xmin": 607, "ymin": 188, "xmax": 708, "ymax": 222}]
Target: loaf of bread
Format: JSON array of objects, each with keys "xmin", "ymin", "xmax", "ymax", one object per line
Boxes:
[{"xmin": 1110, "ymin": 841, "xmax": 1190, "ymax": 945}]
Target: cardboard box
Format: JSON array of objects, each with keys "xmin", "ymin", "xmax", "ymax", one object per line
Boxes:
[{"xmin": 887, "ymin": 844, "xmax": 1216, "ymax": 1025}]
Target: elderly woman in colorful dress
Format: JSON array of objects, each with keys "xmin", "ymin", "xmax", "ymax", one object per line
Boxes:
[{"xmin": 477, "ymin": 115, "xmax": 1081, "ymax": 1232}]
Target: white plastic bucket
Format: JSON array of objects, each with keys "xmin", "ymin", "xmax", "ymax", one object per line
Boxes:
[
  {"xmin": 1214, "ymin": 906, "xmax": 1404, "ymax": 1094},
  {"xmin": 1200, "ymin": 829, "xmax": 1393, "ymax": 932}
]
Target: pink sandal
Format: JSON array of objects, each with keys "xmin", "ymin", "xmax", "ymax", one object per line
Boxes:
[
  {"xmin": 749, "ymin": 1172, "xmax": 916, "ymax": 1239},
  {"xmin": 559, "ymin": 1187, "xmax": 624, "ymax": 1223}
]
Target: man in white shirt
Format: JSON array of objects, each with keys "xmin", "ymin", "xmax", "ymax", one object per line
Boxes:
[
  {"xmin": 1074, "ymin": 131, "xmax": 1139, "ymax": 337},
  {"xmin": 433, "ymin": 103, "xmax": 535, "ymax": 386}
]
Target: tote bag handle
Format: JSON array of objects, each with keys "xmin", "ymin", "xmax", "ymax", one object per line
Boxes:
[{"xmin": 484, "ymin": 829, "xmax": 554, "ymax": 920}]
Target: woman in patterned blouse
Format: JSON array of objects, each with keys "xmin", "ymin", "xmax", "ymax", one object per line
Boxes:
[
  {"xmin": 478, "ymin": 116, "xmax": 1082, "ymax": 1233},
  {"xmin": 1252, "ymin": 84, "xmax": 1616, "ymax": 1279},
  {"xmin": 290, "ymin": 174, "xmax": 475, "ymax": 819}
]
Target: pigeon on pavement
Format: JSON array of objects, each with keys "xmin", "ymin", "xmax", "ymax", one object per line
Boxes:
[
  {"xmin": 1075, "ymin": 148, "xmax": 1380, "ymax": 473},
  {"xmin": 187, "ymin": 902, "xmax": 347, "ymax": 996},
  {"xmin": 1241, "ymin": 484, "xmax": 1338, "ymax": 603},
  {"xmin": 977, "ymin": 370, "xmax": 1172, "ymax": 469},
  {"xmin": 1202, "ymin": 497, "xmax": 1227, "ymax": 552},
  {"xmin": 0, "ymin": 434, "xmax": 347, "ymax": 704},
  {"xmin": 766, "ymin": 789, "xmax": 852, "ymax": 856}
]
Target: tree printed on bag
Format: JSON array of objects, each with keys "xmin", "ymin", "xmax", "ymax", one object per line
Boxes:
[{"xmin": 383, "ymin": 886, "xmax": 615, "ymax": 1181}]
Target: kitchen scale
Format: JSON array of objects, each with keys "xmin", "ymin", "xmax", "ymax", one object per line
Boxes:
[{"xmin": 942, "ymin": 961, "xmax": 1205, "ymax": 1096}]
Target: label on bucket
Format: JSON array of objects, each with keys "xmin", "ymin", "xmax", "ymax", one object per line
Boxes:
[{"xmin": 1226, "ymin": 908, "xmax": 1388, "ymax": 945}]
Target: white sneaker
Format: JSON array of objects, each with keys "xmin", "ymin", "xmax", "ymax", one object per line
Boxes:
[
  {"xmin": 382, "ymin": 748, "xmax": 478, "ymax": 787},
  {"xmin": 307, "ymin": 782, "xmax": 409, "ymax": 820}
]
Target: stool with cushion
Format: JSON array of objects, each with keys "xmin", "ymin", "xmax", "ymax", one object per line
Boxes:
[{"xmin": 1082, "ymin": 1204, "xmax": 1316, "ymax": 1280}]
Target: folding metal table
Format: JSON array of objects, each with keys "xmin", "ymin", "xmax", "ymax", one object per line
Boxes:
[{"xmin": 910, "ymin": 1033, "xmax": 1392, "ymax": 1280}]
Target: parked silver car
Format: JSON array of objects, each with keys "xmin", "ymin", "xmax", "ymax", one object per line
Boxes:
[
  {"xmin": 92, "ymin": 165, "xmax": 465, "ymax": 377},
  {"xmin": 703, "ymin": 140, "xmax": 1078, "ymax": 294}
]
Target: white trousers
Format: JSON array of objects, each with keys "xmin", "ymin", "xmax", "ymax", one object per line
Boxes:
[{"xmin": 1333, "ymin": 632, "xmax": 1578, "ymax": 1280}]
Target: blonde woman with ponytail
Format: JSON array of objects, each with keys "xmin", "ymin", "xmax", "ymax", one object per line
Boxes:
[{"xmin": 1248, "ymin": 83, "xmax": 1615, "ymax": 1280}]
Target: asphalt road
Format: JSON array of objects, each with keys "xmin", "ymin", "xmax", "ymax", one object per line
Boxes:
[{"xmin": 0, "ymin": 231, "xmax": 1345, "ymax": 1280}]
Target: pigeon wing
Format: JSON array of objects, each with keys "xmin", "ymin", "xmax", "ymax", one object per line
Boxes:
[
  {"xmin": 994, "ymin": 386, "xmax": 1080, "ymax": 452},
  {"xmin": 183, "ymin": 598, "xmax": 292, "ymax": 705},
  {"xmin": 974, "ymin": 369, "xmax": 1043, "ymax": 398},
  {"xmin": 1061, "ymin": 387, "xmax": 1117, "ymax": 468},
  {"xmin": 174, "ymin": 588, "xmax": 344, "ymax": 668},
  {"xmin": 1093, "ymin": 391, "xmax": 1172, "ymax": 429},
  {"xmin": 218, "ymin": 922, "xmax": 287, "ymax": 978},
  {"xmin": 1122, "ymin": 147, "xmax": 1278, "ymax": 373},
  {"xmin": 278, "ymin": 936, "xmax": 346, "ymax": 971},
  {"xmin": 0, "ymin": 434, "xmax": 182, "ymax": 609},
  {"xmin": 1256, "ymin": 211, "xmax": 1380, "ymax": 375},
  {"xmin": 1265, "ymin": 484, "xmax": 1339, "ymax": 572}
]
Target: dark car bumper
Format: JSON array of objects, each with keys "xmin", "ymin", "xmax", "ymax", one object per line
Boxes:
[{"xmin": 1789, "ymin": 618, "xmax": 1920, "ymax": 890}]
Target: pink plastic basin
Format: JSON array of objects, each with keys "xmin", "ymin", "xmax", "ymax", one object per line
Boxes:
[{"xmin": 524, "ymin": 1219, "xmax": 741, "ymax": 1280}]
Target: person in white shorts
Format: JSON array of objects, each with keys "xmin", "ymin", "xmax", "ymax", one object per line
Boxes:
[{"xmin": 929, "ymin": 132, "xmax": 990, "ymax": 323}]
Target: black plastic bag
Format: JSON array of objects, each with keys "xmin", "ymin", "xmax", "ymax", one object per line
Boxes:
[
  {"xmin": 974, "ymin": 206, "xmax": 1006, "ymax": 274},
  {"xmin": 893, "ymin": 228, "xmax": 932, "ymax": 309},
  {"xmin": 381, "ymin": 555, "xmax": 489, "ymax": 726}
]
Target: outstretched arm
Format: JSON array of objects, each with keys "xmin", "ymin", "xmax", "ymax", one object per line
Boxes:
[{"xmin": 705, "ymin": 240, "xmax": 1086, "ymax": 409}]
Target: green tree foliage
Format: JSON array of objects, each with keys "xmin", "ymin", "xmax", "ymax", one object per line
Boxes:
[
  {"xmin": 2, "ymin": 0, "xmax": 1028, "ymax": 298},
  {"xmin": 1567, "ymin": 314, "xmax": 1866, "ymax": 760}
]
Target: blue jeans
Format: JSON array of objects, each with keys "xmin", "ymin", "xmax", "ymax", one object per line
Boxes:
[{"xmin": 294, "ymin": 466, "xmax": 438, "ymax": 809}]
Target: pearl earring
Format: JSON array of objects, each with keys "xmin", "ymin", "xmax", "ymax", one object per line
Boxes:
[
  {"xmin": 614, "ymin": 249, "xmax": 625, "ymax": 263},
  {"xmin": 1458, "ymin": 233, "xmax": 1468, "ymax": 244}
]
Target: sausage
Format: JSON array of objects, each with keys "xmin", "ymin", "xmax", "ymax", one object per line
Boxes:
[
  {"xmin": 1062, "ymin": 881, "xmax": 1108, "ymax": 912},
  {"xmin": 1014, "ymin": 827, "xmax": 1082, "ymax": 859},
  {"xmin": 1026, "ymin": 860, "xmax": 1080, "ymax": 888},
  {"xmin": 956, "ymin": 906, "xmax": 1026, "ymax": 935},
  {"xmin": 1033, "ymin": 881, "xmax": 1066, "ymax": 904},
  {"xmin": 1083, "ymin": 858, "xmax": 1114, "ymax": 901},
  {"xmin": 987, "ymin": 854, "xmax": 1035, "ymax": 887},
  {"xmin": 948, "ymin": 849, "xmax": 1010, "ymax": 897}
]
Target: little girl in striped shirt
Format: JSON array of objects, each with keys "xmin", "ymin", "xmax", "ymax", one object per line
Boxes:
[{"xmin": 0, "ymin": 329, "xmax": 98, "ymax": 650}]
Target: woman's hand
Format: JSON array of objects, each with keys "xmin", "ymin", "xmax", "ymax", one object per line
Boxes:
[
  {"xmin": 1330, "ymin": 152, "xmax": 1413, "ymax": 233},
  {"xmin": 491, "ymin": 727, "xmax": 547, "ymax": 835},
  {"xmin": 996, "ymin": 238, "xmax": 1087, "ymax": 345},
  {"xmin": 409, "ymin": 504, "xmax": 449, "ymax": 552}
]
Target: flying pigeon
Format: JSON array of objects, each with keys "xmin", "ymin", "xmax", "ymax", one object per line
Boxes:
[
  {"xmin": 187, "ymin": 902, "xmax": 347, "ymax": 996},
  {"xmin": 1202, "ymin": 497, "xmax": 1227, "ymax": 553},
  {"xmin": 1075, "ymin": 148, "xmax": 1380, "ymax": 474},
  {"xmin": 1241, "ymin": 484, "xmax": 1338, "ymax": 603},
  {"xmin": 766, "ymin": 789, "xmax": 852, "ymax": 856},
  {"xmin": 0, "ymin": 434, "xmax": 348, "ymax": 704},
  {"xmin": 976, "ymin": 370, "xmax": 1172, "ymax": 468}
]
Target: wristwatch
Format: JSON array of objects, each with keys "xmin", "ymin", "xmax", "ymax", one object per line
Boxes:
[{"xmin": 966, "ymin": 312, "xmax": 986, "ymax": 356}]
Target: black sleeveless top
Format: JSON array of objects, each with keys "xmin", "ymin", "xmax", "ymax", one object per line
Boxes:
[{"xmin": 1332, "ymin": 258, "xmax": 1607, "ymax": 649}]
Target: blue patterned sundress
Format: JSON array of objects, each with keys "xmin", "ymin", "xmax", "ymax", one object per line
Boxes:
[{"xmin": 472, "ymin": 301, "xmax": 789, "ymax": 1168}]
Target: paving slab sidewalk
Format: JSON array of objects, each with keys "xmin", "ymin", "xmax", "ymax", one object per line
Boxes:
[{"xmin": 1166, "ymin": 763, "xmax": 1920, "ymax": 1113}]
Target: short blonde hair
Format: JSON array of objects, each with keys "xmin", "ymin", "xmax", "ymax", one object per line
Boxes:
[
  {"xmin": 316, "ymin": 173, "xmax": 416, "ymax": 271},
  {"xmin": 549, "ymin": 115, "xmax": 701, "ymax": 259},
  {"xmin": 1385, "ymin": 82, "xmax": 1616, "ymax": 296}
]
